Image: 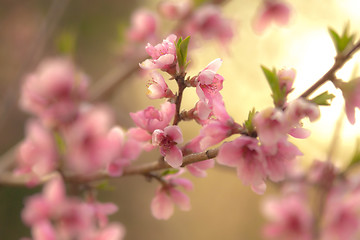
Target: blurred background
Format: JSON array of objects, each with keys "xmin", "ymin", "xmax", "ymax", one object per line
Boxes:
[{"xmin": 1, "ymin": 0, "xmax": 360, "ymax": 239}]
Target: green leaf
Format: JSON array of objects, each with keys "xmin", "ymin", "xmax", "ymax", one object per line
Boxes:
[
  {"xmin": 53, "ymin": 131, "xmax": 66, "ymax": 154},
  {"xmin": 328, "ymin": 24, "xmax": 355, "ymax": 54},
  {"xmin": 176, "ymin": 36, "xmax": 191, "ymax": 69},
  {"xmin": 161, "ymin": 169, "xmax": 180, "ymax": 177},
  {"xmin": 55, "ymin": 30, "xmax": 76, "ymax": 55},
  {"xmin": 309, "ymin": 91, "xmax": 335, "ymax": 106},
  {"xmin": 261, "ymin": 66, "xmax": 284, "ymax": 106},
  {"xmin": 96, "ymin": 180, "xmax": 115, "ymax": 191},
  {"xmin": 244, "ymin": 108, "xmax": 256, "ymax": 134}
]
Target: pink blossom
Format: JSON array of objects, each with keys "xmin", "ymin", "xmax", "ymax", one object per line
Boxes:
[
  {"xmin": 262, "ymin": 194, "xmax": 313, "ymax": 240},
  {"xmin": 63, "ymin": 106, "xmax": 115, "ymax": 175},
  {"xmin": 217, "ymin": 136, "xmax": 267, "ymax": 194},
  {"xmin": 196, "ymin": 95, "xmax": 236, "ymax": 150},
  {"xmin": 253, "ymin": 107, "xmax": 288, "ymax": 147},
  {"xmin": 130, "ymin": 102, "xmax": 175, "ymax": 133},
  {"xmin": 127, "ymin": 9, "xmax": 157, "ymax": 42},
  {"xmin": 253, "ymin": 0, "xmax": 291, "ymax": 34},
  {"xmin": 106, "ymin": 127, "xmax": 142, "ymax": 176},
  {"xmin": 15, "ymin": 120, "xmax": 57, "ymax": 186},
  {"xmin": 152, "ymin": 126, "xmax": 183, "ymax": 168},
  {"xmin": 20, "ymin": 58, "xmax": 88, "ymax": 127},
  {"xmin": 262, "ymin": 139, "xmax": 302, "ymax": 182},
  {"xmin": 195, "ymin": 58, "xmax": 224, "ymax": 106},
  {"xmin": 278, "ymin": 68, "xmax": 296, "ymax": 95},
  {"xmin": 285, "ymin": 98, "xmax": 320, "ymax": 138},
  {"xmin": 146, "ymin": 71, "xmax": 174, "ymax": 99},
  {"xmin": 340, "ymin": 77, "xmax": 360, "ymax": 124},
  {"xmin": 140, "ymin": 34, "xmax": 177, "ymax": 73},
  {"xmin": 22, "ymin": 177, "xmax": 123, "ymax": 240},
  {"xmin": 186, "ymin": 160, "xmax": 215, "ymax": 177},
  {"xmin": 32, "ymin": 221, "xmax": 56, "ymax": 240},
  {"xmin": 151, "ymin": 171, "xmax": 193, "ymax": 220},
  {"xmin": 183, "ymin": 5, "xmax": 233, "ymax": 44},
  {"xmin": 322, "ymin": 180, "xmax": 360, "ymax": 240},
  {"xmin": 159, "ymin": 0, "xmax": 192, "ymax": 20},
  {"xmin": 82, "ymin": 224, "xmax": 125, "ymax": 240},
  {"xmin": 308, "ymin": 160, "xmax": 336, "ymax": 188}
]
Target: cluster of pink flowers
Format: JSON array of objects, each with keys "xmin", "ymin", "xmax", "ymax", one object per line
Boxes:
[
  {"xmin": 22, "ymin": 177, "xmax": 125, "ymax": 240},
  {"xmin": 217, "ymin": 68, "xmax": 320, "ymax": 194},
  {"xmin": 17, "ymin": 58, "xmax": 146, "ymax": 239},
  {"xmin": 17, "ymin": 58, "xmax": 143, "ymax": 184},
  {"xmin": 263, "ymin": 159, "xmax": 360, "ymax": 240}
]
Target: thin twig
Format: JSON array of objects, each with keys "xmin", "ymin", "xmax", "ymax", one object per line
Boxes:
[{"xmin": 300, "ymin": 40, "xmax": 360, "ymax": 98}]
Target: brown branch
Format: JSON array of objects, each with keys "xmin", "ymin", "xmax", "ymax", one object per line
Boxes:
[
  {"xmin": 300, "ymin": 40, "xmax": 360, "ymax": 98},
  {"xmin": 0, "ymin": 148, "xmax": 219, "ymax": 186},
  {"xmin": 173, "ymin": 75, "xmax": 187, "ymax": 125}
]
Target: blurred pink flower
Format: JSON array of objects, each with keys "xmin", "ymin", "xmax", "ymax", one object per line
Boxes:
[
  {"xmin": 106, "ymin": 127, "xmax": 143, "ymax": 177},
  {"xmin": 278, "ymin": 68, "xmax": 296, "ymax": 95},
  {"xmin": 151, "ymin": 171, "xmax": 193, "ymax": 220},
  {"xmin": 130, "ymin": 101, "xmax": 175, "ymax": 133},
  {"xmin": 140, "ymin": 34, "xmax": 177, "ymax": 73},
  {"xmin": 217, "ymin": 136, "xmax": 267, "ymax": 194},
  {"xmin": 262, "ymin": 139, "xmax": 302, "ymax": 182},
  {"xmin": 127, "ymin": 9, "xmax": 157, "ymax": 43},
  {"xmin": 253, "ymin": 0, "xmax": 291, "ymax": 34},
  {"xmin": 262, "ymin": 194, "xmax": 313, "ymax": 240},
  {"xmin": 183, "ymin": 5, "xmax": 233, "ymax": 44},
  {"xmin": 63, "ymin": 106, "xmax": 115, "ymax": 175},
  {"xmin": 340, "ymin": 78, "xmax": 360, "ymax": 124},
  {"xmin": 186, "ymin": 160, "xmax": 215, "ymax": 178},
  {"xmin": 20, "ymin": 58, "xmax": 88, "ymax": 127},
  {"xmin": 159, "ymin": 0, "xmax": 192, "ymax": 20},
  {"xmin": 15, "ymin": 120, "xmax": 57, "ymax": 186},
  {"xmin": 152, "ymin": 126, "xmax": 183, "ymax": 168}
]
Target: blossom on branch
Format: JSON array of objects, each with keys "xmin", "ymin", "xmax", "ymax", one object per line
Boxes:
[
  {"xmin": 217, "ymin": 136, "xmax": 267, "ymax": 194},
  {"xmin": 20, "ymin": 58, "xmax": 88, "ymax": 127},
  {"xmin": 15, "ymin": 120, "xmax": 58, "ymax": 186},
  {"xmin": 140, "ymin": 34, "xmax": 177, "ymax": 73},
  {"xmin": 127, "ymin": 9, "xmax": 157, "ymax": 43},
  {"xmin": 146, "ymin": 71, "xmax": 174, "ymax": 99},
  {"xmin": 151, "ymin": 171, "xmax": 193, "ymax": 220},
  {"xmin": 152, "ymin": 126, "xmax": 183, "ymax": 168},
  {"xmin": 340, "ymin": 77, "xmax": 360, "ymax": 124}
]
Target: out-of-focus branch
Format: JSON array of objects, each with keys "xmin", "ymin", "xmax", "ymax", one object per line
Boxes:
[
  {"xmin": 0, "ymin": 0, "xmax": 70, "ymax": 131},
  {"xmin": 0, "ymin": 148, "xmax": 219, "ymax": 186}
]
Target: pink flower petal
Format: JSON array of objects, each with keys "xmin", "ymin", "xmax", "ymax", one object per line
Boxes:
[
  {"xmin": 151, "ymin": 189, "xmax": 174, "ymax": 220},
  {"xmin": 169, "ymin": 188, "xmax": 191, "ymax": 211},
  {"xmin": 164, "ymin": 126, "xmax": 183, "ymax": 144},
  {"xmin": 164, "ymin": 145, "xmax": 183, "ymax": 168}
]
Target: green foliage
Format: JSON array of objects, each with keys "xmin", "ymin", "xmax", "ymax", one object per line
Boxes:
[
  {"xmin": 161, "ymin": 168, "xmax": 180, "ymax": 176},
  {"xmin": 328, "ymin": 24, "xmax": 355, "ymax": 54},
  {"xmin": 261, "ymin": 66, "xmax": 286, "ymax": 107},
  {"xmin": 309, "ymin": 91, "xmax": 335, "ymax": 106},
  {"xmin": 53, "ymin": 131, "xmax": 66, "ymax": 155},
  {"xmin": 176, "ymin": 36, "xmax": 191, "ymax": 70},
  {"xmin": 55, "ymin": 30, "xmax": 77, "ymax": 55},
  {"xmin": 244, "ymin": 108, "xmax": 256, "ymax": 134},
  {"xmin": 96, "ymin": 180, "xmax": 115, "ymax": 191}
]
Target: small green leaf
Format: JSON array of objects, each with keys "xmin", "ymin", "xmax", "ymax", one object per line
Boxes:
[
  {"xmin": 161, "ymin": 169, "xmax": 180, "ymax": 177},
  {"xmin": 309, "ymin": 91, "xmax": 335, "ymax": 106},
  {"xmin": 53, "ymin": 131, "xmax": 66, "ymax": 154},
  {"xmin": 176, "ymin": 36, "xmax": 191, "ymax": 69},
  {"xmin": 244, "ymin": 108, "xmax": 256, "ymax": 133},
  {"xmin": 56, "ymin": 30, "xmax": 76, "ymax": 55},
  {"xmin": 328, "ymin": 24, "xmax": 355, "ymax": 54},
  {"xmin": 261, "ymin": 66, "xmax": 284, "ymax": 106},
  {"xmin": 96, "ymin": 180, "xmax": 115, "ymax": 191}
]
